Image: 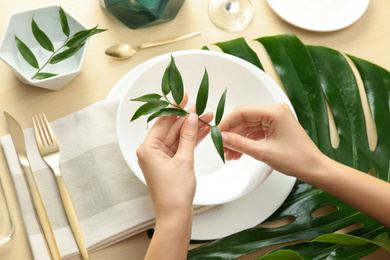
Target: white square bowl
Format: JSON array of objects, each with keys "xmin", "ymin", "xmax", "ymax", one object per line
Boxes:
[{"xmin": 0, "ymin": 5, "xmax": 89, "ymax": 90}]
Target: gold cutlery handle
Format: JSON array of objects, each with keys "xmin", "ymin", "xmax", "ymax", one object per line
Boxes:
[
  {"xmin": 22, "ymin": 164, "xmax": 61, "ymax": 260},
  {"xmin": 140, "ymin": 31, "xmax": 201, "ymax": 49},
  {"xmin": 54, "ymin": 167, "xmax": 89, "ymax": 260}
]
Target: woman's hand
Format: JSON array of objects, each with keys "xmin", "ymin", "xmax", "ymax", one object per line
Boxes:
[
  {"xmin": 136, "ymin": 95, "xmax": 213, "ymax": 259},
  {"xmin": 219, "ymin": 103, "xmax": 324, "ymax": 180},
  {"xmin": 219, "ymin": 103, "xmax": 390, "ymax": 228},
  {"xmin": 137, "ymin": 96, "xmax": 213, "ymax": 216}
]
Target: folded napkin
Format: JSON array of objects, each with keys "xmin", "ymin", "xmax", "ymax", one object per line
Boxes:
[{"xmin": 1, "ymin": 100, "xmax": 212, "ymax": 260}]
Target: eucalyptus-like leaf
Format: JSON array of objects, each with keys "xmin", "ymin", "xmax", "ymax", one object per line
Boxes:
[
  {"xmin": 131, "ymin": 93, "xmax": 162, "ymax": 102},
  {"xmin": 32, "ymin": 72, "xmax": 58, "ymax": 80},
  {"xmin": 32, "ymin": 18, "xmax": 54, "ymax": 52},
  {"xmin": 65, "ymin": 26, "xmax": 106, "ymax": 48},
  {"xmin": 210, "ymin": 125, "xmax": 225, "ymax": 163},
  {"xmin": 161, "ymin": 66, "xmax": 171, "ymax": 95},
  {"xmin": 131, "ymin": 100, "xmax": 169, "ymax": 121},
  {"xmin": 169, "ymin": 56, "xmax": 184, "ymax": 105},
  {"xmin": 215, "ymin": 88, "xmax": 227, "ymax": 125},
  {"xmin": 15, "ymin": 36, "xmax": 39, "ymax": 69},
  {"xmin": 49, "ymin": 43, "xmax": 85, "ymax": 64},
  {"xmin": 147, "ymin": 108, "xmax": 187, "ymax": 123},
  {"xmin": 59, "ymin": 6, "xmax": 70, "ymax": 37},
  {"xmin": 196, "ymin": 68, "xmax": 209, "ymax": 115}
]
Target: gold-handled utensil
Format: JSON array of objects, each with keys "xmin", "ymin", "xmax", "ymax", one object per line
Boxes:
[
  {"xmin": 33, "ymin": 114, "xmax": 89, "ymax": 260},
  {"xmin": 105, "ymin": 30, "xmax": 202, "ymax": 59},
  {"xmin": 3, "ymin": 110, "xmax": 61, "ymax": 260}
]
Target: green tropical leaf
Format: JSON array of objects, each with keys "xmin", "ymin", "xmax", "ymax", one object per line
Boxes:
[
  {"xmin": 311, "ymin": 232, "xmax": 390, "ymax": 252},
  {"xmin": 131, "ymin": 93, "xmax": 162, "ymax": 102},
  {"xmin": 32, "ymin": 72, "xmax": 58, "ymax": 80},
  {"xmin": 215, "ymin": 37, "xmax": 263, "ymax": 70},
  {"xmin": 131, "ymin": 100, "xmax": 169, "ymax": 121},
  {"xmin": 168, "ymin": 56, "xmax": 184, "ymax": 105},
  {"xmin": 65, "ymin": 26, "xmax": 106, "ymax": 48},
  {"xmin": 210, "ymin": 125, "xmax": 225, "ymax": 163},
  {"xmin": 15, "ymin": 36, "xmax": 39, "ymax": 69},
  {"xmin": 196, "ymin": 69, "xmax": 209, "ymax": 115},
  {"xmin": 59, "ymin": 6, "xmax": 70, "ymax": 37},
  {"xmin": 215, "ymin": 88, "xmax": 227, "ymax": 125},
  {"xmin": 31, "ymin": 18, "xmax": 54, "ymax": 52},
  {"xmin": 147, "ymin": 108, "xmax": 187, "ymax": 123},
  {"xmin": 188, "ymin": 34, "xmax": 390, "ymax": 259},
  {"xmin": 49, "ymin": 43, "xmax": 85, "ymax": 64}
]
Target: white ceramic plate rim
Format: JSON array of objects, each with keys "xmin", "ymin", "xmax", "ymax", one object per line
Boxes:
[
  {"xmin": 267, "ymin": 0, "xmax": 370, "ymax": 32},
  {"xmin": 117, "ymin": 50, "xmax": 280, "ymax": 205},
  {"xmin": 107, "ymin": 50, "xmax": 296, "ymax": 240}
]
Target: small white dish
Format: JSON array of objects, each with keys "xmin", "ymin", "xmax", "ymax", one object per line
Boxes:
[
  {"xmin": 267, "ymin": 0, "xmax": 370, "ymax": 32},
  {"xmin": 0, "ymin": 5, "xmax": 89, "ymax": 90},
  {"xmin": 108, "ymin": 50, "xmax": 296, "ymax": 239},
  {"xmin": 116, "ymin": 50, "xmax": 293, "ymax": 206}
]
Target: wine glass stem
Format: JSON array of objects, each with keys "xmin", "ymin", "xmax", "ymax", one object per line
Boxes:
[{"xmin": 225, "ymin": 1, "xmax": 239, "ymax": 13}]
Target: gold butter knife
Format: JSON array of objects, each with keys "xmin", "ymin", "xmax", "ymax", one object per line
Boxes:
[{"xmin": 3, "ymin": 110, "xmax": 61, "ymax": 260}]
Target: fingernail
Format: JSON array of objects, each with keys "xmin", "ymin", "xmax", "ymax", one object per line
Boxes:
[
  {"xmin": 186, "ymin": 113, "xmax": 198, "ymax": 128},
  {"xmin": 222, "ymin": 133, "xmax": 228, "ymax": 144}
]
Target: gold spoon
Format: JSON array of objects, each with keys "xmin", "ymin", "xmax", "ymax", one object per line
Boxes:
[{"xmin": 105, "ymin": 31, "xmax": 202, "ymax": 59}]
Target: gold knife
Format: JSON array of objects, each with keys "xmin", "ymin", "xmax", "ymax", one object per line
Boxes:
[{"xmin": 4, "ymin": 110, "xmax": 61, "ymax": 260}]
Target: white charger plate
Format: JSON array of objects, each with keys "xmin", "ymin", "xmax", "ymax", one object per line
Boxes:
[
  {"xmin": 108, "ymin": 50, "xmax": 296, "ymax": 239},
  {"xmin": 267, "ymin": 0, "xmax": 370, "ymax": 32}
]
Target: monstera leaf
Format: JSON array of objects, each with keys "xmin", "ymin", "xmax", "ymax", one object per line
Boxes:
[{"xmin": 188, "ymin": 34, "xmax": 390, "ymax": 259}]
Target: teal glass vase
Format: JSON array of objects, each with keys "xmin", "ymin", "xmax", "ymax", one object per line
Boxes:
[{"xmin": 100, "ymin": 0, "xmax": 185, "ymax": 29}]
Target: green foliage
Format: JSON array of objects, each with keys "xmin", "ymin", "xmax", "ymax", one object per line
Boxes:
[
  {"xmin": 15, "ymin": 6, "xmax": 106, "ymax": 80},
  {"xmin": 196, "ymin": 69, "xmax": 209, "ymax": 115},
  {"xmin": 188, "ymin": 34, "xmax": 390, "ymax": 259},
  {"xmin": 130, "ymin": 56, "xmax": 227, "ymax": 163},
  {"xmin": 311, "ymin": 232, "xmax": 390, "ymax": 252}
]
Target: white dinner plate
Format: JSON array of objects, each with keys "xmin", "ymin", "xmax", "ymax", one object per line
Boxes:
[
  {"xmin": 108, "ymin": 50, "xmax": 296, "ymax": 239},
  {"xmin": 267, "ymin": 0, "xmax": 370, "ymax": 32}
]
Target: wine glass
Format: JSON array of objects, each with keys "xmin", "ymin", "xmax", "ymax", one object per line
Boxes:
[{"xmin": 208, "ymin": 0, "xmax": 254, "ymax": 31}]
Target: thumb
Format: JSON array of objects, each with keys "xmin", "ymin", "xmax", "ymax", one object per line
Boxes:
[
  {"xmin": 176, "ymin": 113, "xmax": 198, "ymax": 158},
  {"xmin": 222, "ymin": 132, "xmax": 264, "ymax": 161}
]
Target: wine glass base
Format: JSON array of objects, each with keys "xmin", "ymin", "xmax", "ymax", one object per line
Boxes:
[{"xmin": 208, "ymin": 0, "xmax": 254, "ymax": 31}]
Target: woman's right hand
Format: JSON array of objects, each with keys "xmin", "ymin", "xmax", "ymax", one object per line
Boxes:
[{"xmin": 219, "ymin": 103, "xmax": 325, "ymax": 181}]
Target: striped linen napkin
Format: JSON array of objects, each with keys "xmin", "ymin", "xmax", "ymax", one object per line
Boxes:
[{"xmin": 1, "ymin": 100, "xmax": 212, "ymax": 260}]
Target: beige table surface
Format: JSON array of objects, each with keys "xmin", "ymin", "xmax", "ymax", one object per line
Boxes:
[{"xmin": 1, "ymin": 1, "xmax": 389, "ymax": 259}]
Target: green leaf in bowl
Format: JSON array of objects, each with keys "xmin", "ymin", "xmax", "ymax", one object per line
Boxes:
[
  {"xmin": 31, "ymin": 18, "xmax": 54, "ymax": 52},
  {"xmin": 15, "ymin": 36, "xmax": 39, "ymax": 69},
  {"xmin": 59, "ymin": 6, "xmax": 70, "ymax": 37},
  {"xmin": 65, "ymin": 26, "xmax": 106, "ymax": 48},
  {"xmin": 49, "ymin": 43, "xmax": 85, "ymax": 64},
  {"xmin": 32, "ymin": 72, "xmax": 58, "ymax": 80}
]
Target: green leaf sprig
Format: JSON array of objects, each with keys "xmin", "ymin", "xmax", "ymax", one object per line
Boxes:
[
  {"xmin": 131, "ymin": 56, "xmax": 227, "ymax": 163},
  {"xmin": 15, "ymin": 6, "xmax": 106, "ymax": 80}
]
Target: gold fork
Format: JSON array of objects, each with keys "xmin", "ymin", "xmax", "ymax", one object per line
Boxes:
[{"xmin": 33, "ymin": 114, "xmax": 89, "ymax": 260}]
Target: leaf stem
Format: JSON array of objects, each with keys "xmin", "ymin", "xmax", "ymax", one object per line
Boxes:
[
  {"xmin": 163, "ymin": 95, "xmax": 213, "ymax": 126},
  {"xmin": 31, "ymin": 37, "xmax": 70, "ymax": 79}
]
